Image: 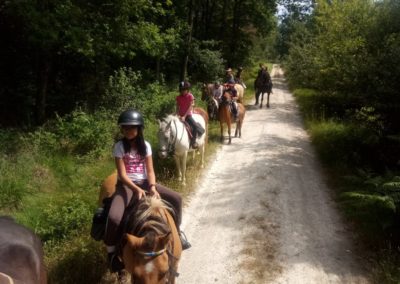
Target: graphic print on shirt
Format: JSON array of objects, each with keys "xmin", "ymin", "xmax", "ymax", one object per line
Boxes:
[{"xmin": 123, "ymin": 153, "xmax": 145, "ymax": 176}]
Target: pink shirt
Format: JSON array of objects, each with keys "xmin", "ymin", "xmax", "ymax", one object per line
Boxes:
[{"xmin": 176, "ymin": 92, "xmax": 194, "ymax": 116}]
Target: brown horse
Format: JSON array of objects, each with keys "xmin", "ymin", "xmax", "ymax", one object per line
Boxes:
[
  {"xmin": 0, "ymin": 216, "xmax": 47, "ymax": 284},
  {"xmin": 218, "ymin": 91, "xmax": 246, "ymax": 144},
  {"xmin": 98, "ymin": 174, "xmax": 182, "ymax": 283},
  {"xmin": 201, "ymin": 83, "xmax": 244, "ymax": 120},
  {"xmin": 122, "ymin": 197, "xmax": 182, "ymax": 284}
]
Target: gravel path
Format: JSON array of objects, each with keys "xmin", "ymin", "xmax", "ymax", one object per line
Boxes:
[{"xmin": 177, "ymin": 65, "xmax": 370, "ymax": 284}]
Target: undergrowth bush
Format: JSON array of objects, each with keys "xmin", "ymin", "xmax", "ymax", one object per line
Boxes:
[
  {"xmin": 309, "ymin": 120, "xmax": 378, "ymax": 168},
  {"xmin": 34, "ymin": 194, "xmax": 92, "ymax": 243}
]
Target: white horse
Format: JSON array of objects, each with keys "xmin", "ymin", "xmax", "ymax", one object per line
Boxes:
[{"xmin": 158, "ymin": 114, "xmax": 206, "ymax": 186}]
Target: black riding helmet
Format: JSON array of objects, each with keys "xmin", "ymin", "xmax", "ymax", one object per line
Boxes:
[
  {"xmin": 117, "ymin": 109, "xmax": 145, "ymax": 127},
  {"xmin": 179, "ymin": 81, "xmax": 191, "ymax": 91}
]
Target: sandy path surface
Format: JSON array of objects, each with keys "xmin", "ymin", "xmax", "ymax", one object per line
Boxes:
[{"xmin": 177, "ymin": 65, "xmax": 370, "ymax": 284}]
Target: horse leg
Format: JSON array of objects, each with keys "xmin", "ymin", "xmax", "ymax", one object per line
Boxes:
[
  {"xmin": 181, "ymin": 152, "xmax": 188, "ymax": 186},
  {"xmin": 228, "ymin": 123, "xmax": 232, "ymax": 144},
  {"xmin": 173, "ymin": 154, "xmax": 182, "ymax": 182},
  {"xmin": 235, "ymin": 119, "xmax": 241, "ymax": 138},
  {"xmin": 220, "ymin": 122, "xmax": 224, "ymax": 143},
  {"xmin": 267, "ymin": 92, "xmax": 270, "ymax": 108},
  {"xmin": 255, "ymin": 90, "xmax": 259, "ymax": 105},
  {"xmin": 200, "ymin": 144, "xmax": 205, "ymax": 168}
]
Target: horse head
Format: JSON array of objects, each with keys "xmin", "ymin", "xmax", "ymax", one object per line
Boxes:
[
  {"xmin": 220, "ymin": 91, "xmax": 231, "ymax": 106},
  {"xmin": 201, "ymin": 83, "xmax": 212, "ymax": 102},
  {"xmin": 157, "ymin": 116, "xmax": 175, "ymax": 159},
  {"xmin": 122, "ymin": 197, "xmax": 181, "ymax": 284}
]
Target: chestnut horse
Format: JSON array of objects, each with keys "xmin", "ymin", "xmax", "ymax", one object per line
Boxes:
[
  {"xmin": 218, "ymin": 92, "xmax": 246, "ymax": 144},
  {"xmin": 98, "ymin": 177, "xmax": 182, "ymax": 284},
  {"xmin": 0, "ymin": 216, "xmax": 47, "ymax": 284},
  {"xmin": 122, "ymin": 197, "xmax": 182, "ymax": 284}
]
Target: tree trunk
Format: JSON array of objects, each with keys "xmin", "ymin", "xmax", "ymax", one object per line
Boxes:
[
  {"xmin": 35, "ymin": 55, "xmax": 50, "ymax": 125},
  {"xmin": 181, "ymin": 0, "xmax": 195, "ymax": 81}
]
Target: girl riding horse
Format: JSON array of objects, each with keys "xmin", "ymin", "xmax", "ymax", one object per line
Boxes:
[{"xmin": 104, "ymin": 109, "xmax": 191, "ymax": 273}]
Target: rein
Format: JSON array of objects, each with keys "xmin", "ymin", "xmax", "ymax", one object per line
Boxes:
[{"xmin": 165, "ymin": 117, "xmax": 185, "ymax": 155}]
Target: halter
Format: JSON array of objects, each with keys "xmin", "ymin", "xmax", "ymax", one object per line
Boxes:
[
  {"xmin": 135, "ymin": 247, "xmax": 167, "ymax": 258},
  {"xmin": 162, "ymin": 117, "xmax": 185, "ymax": 156}
]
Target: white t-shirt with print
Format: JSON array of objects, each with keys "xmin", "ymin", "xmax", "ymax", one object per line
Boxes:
[{"xmin": 113, "ymin": 140, "xmax": 152, "ymax": 182}]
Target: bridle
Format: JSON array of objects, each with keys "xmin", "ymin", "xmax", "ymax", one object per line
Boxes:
[
  {"xmin": 132, "ymin": 210, "xmax": 180, "ymax": 283},
  {"xmin": 159, "ymin": 117, "xmax": 184, "ymax": 156}
]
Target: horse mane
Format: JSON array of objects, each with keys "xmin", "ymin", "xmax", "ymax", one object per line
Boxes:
[{"xmin": 125, "ymin": 197, "xmax": 173, "ymax": 238}]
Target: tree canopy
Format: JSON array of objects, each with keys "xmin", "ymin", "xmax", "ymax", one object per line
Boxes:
[{"xmin": 0, "ymin": 0, "xmax": 276, "ymax": 127}]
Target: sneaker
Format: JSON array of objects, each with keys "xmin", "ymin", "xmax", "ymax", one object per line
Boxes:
[
  {"xmin": 179, "ymin": 231, "xmax": 191, "ymax": 250},
  {"xmin": 108, "ymin": 253, "xmax": 125, "ymax": 272}
]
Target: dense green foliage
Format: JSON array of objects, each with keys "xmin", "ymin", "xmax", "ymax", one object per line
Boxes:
[
  {"xmin": 0, "ymin": 0, "xmax": 276, "ymax": 127},
  {"xmin": 284, "ymin": 1, "xmax": 400, "ymax": 281}
]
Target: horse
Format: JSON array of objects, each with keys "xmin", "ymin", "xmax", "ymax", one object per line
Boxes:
[
  {"xmin": 0, "ymin": 216, "xmax": 47, "ymax": 284},
  {"xmin": 255, "ymin": 70, "xmax": 272, "ymax": 108},
  {"xmin": 201, "ymin": 83, "xmax": 244, "ymax": 119},
  {"xmin": 218, "ymin": 91, "xmax": 246, "ymax": 144},
  {"xmin": 122, "ymin": 197, "xmax": 182, "ymax": 284},
  {"xmin": 98, "ymin": 177, "xmax": 182, "ymax": 283},
  {"xmin": 158, "ymin": 108, "xmax": 208, "ymax": 186}
]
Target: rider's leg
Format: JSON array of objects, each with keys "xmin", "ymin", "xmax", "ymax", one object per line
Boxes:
[
  {"xmin": 104, "ymin": 182, "xmax": 132, "ymax": 272},
  {"xmin": 156, "ymin": 184, "xmax": 191, "ymax": 250},
  {"xmin": 232, "ymin": 101, "xmax": 239, "ymax": 121},
  {"xmin": 185, "ymin": 115, "xmax": 198, "ymax": 149}
]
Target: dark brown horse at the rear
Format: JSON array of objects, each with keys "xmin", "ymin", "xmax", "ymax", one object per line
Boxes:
[
  {"xmin": 218, "ymin": 92, "xmax": 246, "ymax": 144},
  {"xmin": 0, "ymin": 216, "xmax": 47, "ymax": 284}
]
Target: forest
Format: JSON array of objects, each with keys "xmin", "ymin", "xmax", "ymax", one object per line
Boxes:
[{"xmin": 0, "ymin": 0, "xmax": 400, "ymax": 283}]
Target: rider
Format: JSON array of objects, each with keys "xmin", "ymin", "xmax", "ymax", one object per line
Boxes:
[
  {"xmin": 176, "ymin": 81, "xmax": 204, "ymax": 149},
  {"xmin": 104, "ymin": 109, "xmax": 191, "ymax": 272},
  {"xmin": 223, "ymin": 78, "xmax": 239, "ymax": 121},
  {"xmin": 225, "ymin": 68, "xmax": 234, "ymax": 83},
  {"xmin": 212, "ymin": 80, "xmax": 223, "ymax": 101}
]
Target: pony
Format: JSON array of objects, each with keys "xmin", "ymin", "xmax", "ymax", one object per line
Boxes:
[
  {"xmin": 218, "ymin": 91, "xmax": 246, "ymax": 144},
  {"xmin": 201, "ymin": 83, "xmax": 244, "ymax": 119},
  {"xmin": 98, "ymin": 177, "xmax": 182, "ymax": 283},
  {"xmin": 158, "ymin": 108, "xmax": 208, "ymax": 186},
  {"xmin": 121, "ymin": 197, "xmax": 182, "ymax": 284},
  {"xmin": 0, "ymin": 216, "xmax": 47, "ymax": 284}
]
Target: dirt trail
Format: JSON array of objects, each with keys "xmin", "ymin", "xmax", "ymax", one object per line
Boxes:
[{"xmin": 177, "ymin": 65, "xmax": 370, "ymax": 284}]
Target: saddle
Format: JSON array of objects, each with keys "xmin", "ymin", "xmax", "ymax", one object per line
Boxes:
[{"xmin": 182, "ymin": 121, "xmax": 205, "ymax": 138}]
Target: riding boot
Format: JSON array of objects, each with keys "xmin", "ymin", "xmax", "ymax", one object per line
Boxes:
[
  {"xmin": 107, "ymin": 252, "xmax": 125, "ymax": 272},
  {"xmin": 232, "ymin": 103, "xmax": 239, "ymax": 121},
  {"xmin": 179, "ymin": 231, "xmax": 191, "ymax": 250},
  {"xmin": 191, "ymin": 138, "xmax": 198, "ymax": 149}
]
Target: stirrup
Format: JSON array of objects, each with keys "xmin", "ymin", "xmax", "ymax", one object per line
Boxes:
[{"xmin": 180, "ymin": 231, "xmax": 191, "ymax": 250}]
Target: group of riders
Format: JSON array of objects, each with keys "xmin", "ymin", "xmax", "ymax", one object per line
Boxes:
[
  {"xmin": 179, "ymin": 64, "xmax": 273, "ymax": 149},
  {"xmin": 94, "ymin": 64, "xmax": 272, "ymax": 274}
]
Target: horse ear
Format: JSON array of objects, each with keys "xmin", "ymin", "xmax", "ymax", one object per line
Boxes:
[{"xmin": 125, "ymin": 233, "xmax": 143, "ymax": 249}]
